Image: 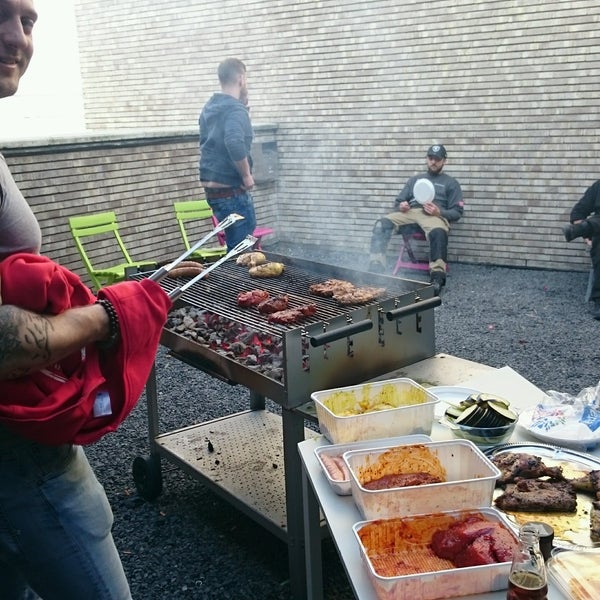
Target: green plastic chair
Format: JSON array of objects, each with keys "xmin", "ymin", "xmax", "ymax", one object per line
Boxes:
[
  {"xmin": 173, "ymin": 200, "xmax": 227, "ymax": 260},
  {"xmin": 68, "ymin": 211, "xmax": 155, "ymax": 291}
]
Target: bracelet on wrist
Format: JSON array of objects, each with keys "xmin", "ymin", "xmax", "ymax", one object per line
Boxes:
[{"xmin": 95, "ymin": 298, "xmax": 120, "ymax": 349}]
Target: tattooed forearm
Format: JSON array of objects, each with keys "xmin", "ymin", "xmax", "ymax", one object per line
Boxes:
[{"xmin": 0, "ymin": 305, "xmax": 53, "ymax": 379}]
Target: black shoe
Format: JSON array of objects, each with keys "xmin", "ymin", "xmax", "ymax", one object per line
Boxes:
[
  {"xmin": 590, "ymin": 300, "xmax": 600, "ymax": 320},
  {"xmin": 368, "ymin": 260, "xmax": 386, "ymax": 273},
  {"xmin": 563, "ymin": 222, "xmax": 591, "ymax": 242},
  {"xmin": 430, "ymin": 271, "xmax": 446, "ymax": 297}
]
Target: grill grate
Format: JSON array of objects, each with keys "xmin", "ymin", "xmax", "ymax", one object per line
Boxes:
[{"xmin": 147, "ymin": 252, "xmax": 421, "ymax": 336}]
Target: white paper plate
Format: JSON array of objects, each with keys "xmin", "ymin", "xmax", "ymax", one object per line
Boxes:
[
  {"xmin": 519, "ymin": 407, "xmax": 600, "ymax": 450},
  {"xmin": 427, "ymin": 385, "xmax": 481, "ymax": 417},
  {"xmin": 413, "ymin": 178, "xmax": 435, "ymax": 204}
]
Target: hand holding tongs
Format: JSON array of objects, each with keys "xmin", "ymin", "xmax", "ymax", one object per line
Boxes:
[
  {"xmin": 168, "ymin": 235, "xmax": 258, "ymax": 300},
  {"xmin": 149, "ymin": 212, "xmax": 245, "ymax": 282}
]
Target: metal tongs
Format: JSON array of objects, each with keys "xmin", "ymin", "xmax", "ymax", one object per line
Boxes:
[
  {"xmin": 168, "ymin": 235, "xmax": 258, "ymax": 300},
  {"xmin": 149, "ymin": 212, "xmax": 245, "ymax": 282}
]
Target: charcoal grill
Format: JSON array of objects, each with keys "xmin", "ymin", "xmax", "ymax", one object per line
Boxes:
[
  {"xmin": 155, "ymin": 252, "xmax": 439, "ymax": 408},
  {"xmin": 130, "ymin": 251, "xmax": 440, "ymax": 600}
]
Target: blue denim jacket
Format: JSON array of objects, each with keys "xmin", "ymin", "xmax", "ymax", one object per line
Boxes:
[{"xmin": 198, "ymin": 93, "xmax": 253, "ymax": 187}]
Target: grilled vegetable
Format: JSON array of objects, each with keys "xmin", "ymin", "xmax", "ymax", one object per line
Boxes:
[
  {"xmin": 249, "ymin": 262, "xmax": 285, "ymax": 278},
  {"xmin": 444, "ymin": 393, "xmax": 518, "ymax": 428}
]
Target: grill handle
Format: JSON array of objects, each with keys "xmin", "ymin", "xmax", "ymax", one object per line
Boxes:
[
  {"xmin": 309, "ymin": 319, "xmax": 373, "ymax": 347},
  {"xmin": 385, "ymin": 296, "xmax": 441, "ymax": 321}
]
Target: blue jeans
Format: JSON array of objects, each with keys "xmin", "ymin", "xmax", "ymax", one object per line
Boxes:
[
  {"xmin": 0, "ymin": 432, "xmax": 131, "ymax": 600},
  {"xmin": 208, "ymin": 191, "xmax": 257, "ymax": 251}
]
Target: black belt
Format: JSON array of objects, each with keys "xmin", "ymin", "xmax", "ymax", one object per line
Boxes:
[{"xmin": 204, "ymin": 187, "xmax": 244, "ymax": 200}]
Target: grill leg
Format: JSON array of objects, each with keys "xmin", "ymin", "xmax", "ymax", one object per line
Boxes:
[
  {"xmin": 282, "ymin": 407, "xmax": 308, "ymax": 600},
  {"xmin": 249, "ymin": 389, "xmax": 266, "ymax": 411}
]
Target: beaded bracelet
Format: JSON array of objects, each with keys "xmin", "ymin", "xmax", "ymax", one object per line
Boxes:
[{"xmin": 95, "ymin": 298, "xmax": 120, "ymax": 349}]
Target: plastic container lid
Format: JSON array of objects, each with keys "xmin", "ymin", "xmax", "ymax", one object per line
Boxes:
[{"xmin": 547, "ymin": 548, "xmax": 600, "ymax": 600}]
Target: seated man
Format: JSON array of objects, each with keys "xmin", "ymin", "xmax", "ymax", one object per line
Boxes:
[
  {"xmin": 368, "ymin": 144, "xmax": 464, "ymax": 295},
  {"xmin": 563, "ymin": 180, "xmax": 600, "ymax": 320}
]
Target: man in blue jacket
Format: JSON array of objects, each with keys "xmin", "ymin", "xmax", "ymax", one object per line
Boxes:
[
  {"xmin": 199, "ymin": 58, "xmax": 256, "ymax": 250},
  {"xmin": 563, "ymin": 180, "xmax": 600, "ymax": 319}
]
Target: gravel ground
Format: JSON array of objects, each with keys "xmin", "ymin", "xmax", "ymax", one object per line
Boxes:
[{"xmin": 84, "ymin": 243, "xmax": 599, "ymax": 600}]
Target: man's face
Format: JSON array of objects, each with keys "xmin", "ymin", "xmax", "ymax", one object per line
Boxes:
[
  {"xmin": 0, "ymin": 0, "xmax": 37, "ymax": 99},
  {"xmin": 427, "ymin": 155, "xmax": 446, "ymax": 175}
]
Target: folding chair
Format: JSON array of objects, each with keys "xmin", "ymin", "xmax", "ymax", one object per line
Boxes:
[
  {"xmin": 68, "ymin": 211, "xmax": 156, "ymax": 291},
  {"xmin": 173, "ymin": 200, "xmax": 228, "ymax": 260},
  {"xmin": 392, "ymin": 226, "xmax": 449, "ymax": 276},
  {"xmin": 210, "ymin": 214, "xmax": 274, "ymax": 250}
]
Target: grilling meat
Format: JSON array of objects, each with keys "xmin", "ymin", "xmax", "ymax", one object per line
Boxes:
[
  {"xmin": 491, "ymin": 452, "xmax": 564, "ymax": 484},
  {"xmin": 257, "ymin": 294, "xmax": 289, "ymax": 314},
  {"xmin": 168, "ymin": 261, "xmax": 205, "ymax": 278},
  {"xmin": 333, "ymin": 286, "xmax": 386, "ymax": 305},
  {"xmin": 309, "ymin": 279, "xmax": 355, "ymax": 297},
  {"xmin": 363, "ymin": 472, "xmax": 442, "ymax": 490},
  {"xmin": 430, "ymin": 515, "xmax": 518, "ymax": 566},
  {"xmin": 237, "ymin": 289, "xmax": 270, "ymax": 307},
  {"xmin": 309, "ymin": 279, "xmax": 386, "ymax": 305},
  {"xmin": 267, "ymin": 303, "xmax": 317, "ymax": 324},
  {"xmin": 495, "ymin": 479, "xmax": 577, "ymax": 513}
]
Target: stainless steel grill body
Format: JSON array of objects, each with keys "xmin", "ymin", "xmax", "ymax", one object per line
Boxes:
[{"xmin": 151, "ymin": 252, "xmax": 438, "ymax": 408}]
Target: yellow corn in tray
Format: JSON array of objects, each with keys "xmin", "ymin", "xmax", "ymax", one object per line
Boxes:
[{"xmin": 324, "ymin": 382, "xmax": 428, "ymax": 417}]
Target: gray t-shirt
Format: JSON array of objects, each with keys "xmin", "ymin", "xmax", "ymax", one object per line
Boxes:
[{"xmin": 0, "ymin": 153, "xmax": 42, "ymax": 259}]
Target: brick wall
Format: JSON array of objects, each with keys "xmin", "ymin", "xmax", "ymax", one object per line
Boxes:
[
  {"xmin": 27, "ymin": 2, "xmax": 600, "ymax": 271},
  {"xmin": 2, "ymin": 131, "xmax": 277, "ymax": 287}
]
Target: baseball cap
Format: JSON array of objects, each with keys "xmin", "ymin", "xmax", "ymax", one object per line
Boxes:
[{"xmin": 427, "ymin": 144, "xmax": 447, "ymax": 159}]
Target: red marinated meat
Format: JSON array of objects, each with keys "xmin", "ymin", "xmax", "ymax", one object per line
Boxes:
[
  {"xmin": 489, "ymin": 525, "xmax": 519, "ymax": 562},
  {"xmin": 257, "ymin": 294, "xmax": 289, "ymax": 314},
  {"xmin": 430, "ymin": 517, "xmax": 495, "ymax": 559},
  {"xmin": 267, "ymin": 304, "xmax": 317, "ymax": 324},
  {"xmin": 237, "ymin": 289, "xmax": 270, "ymax": 307},
  {"xmin": 454, "ymin": 534, "xmax": 495, "ymax": 567},
  {"xmin": 363, "ymin": 472, "xmax": 442, "ymax": 490},
  {"xmin": 430, "ymin": 517, "xmax": 518, "ymax": 567}
]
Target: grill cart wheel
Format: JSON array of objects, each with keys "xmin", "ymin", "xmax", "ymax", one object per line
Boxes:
[{"xmin": 132, "ymin": 455, "xmax": 162, "ymax": 500}]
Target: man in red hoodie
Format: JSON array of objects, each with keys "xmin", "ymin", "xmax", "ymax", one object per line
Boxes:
[{"xmin": 0, "ymin": 2, "xmax": 171, "ymax": 598}]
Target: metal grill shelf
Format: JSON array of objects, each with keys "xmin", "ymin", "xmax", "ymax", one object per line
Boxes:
[{"xmin": 153, "ymin": 410, "xmax": 318, "ymax": 540}]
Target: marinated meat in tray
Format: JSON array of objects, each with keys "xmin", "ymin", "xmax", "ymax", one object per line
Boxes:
[{"xmin": 430, "ymin": 515, "xmax": 517, "ymax": 567}]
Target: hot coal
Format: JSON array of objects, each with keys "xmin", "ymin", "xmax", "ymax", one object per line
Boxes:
[{"xmin": 166, "ymin": 306, "xmax": 285, "ymax": 382}]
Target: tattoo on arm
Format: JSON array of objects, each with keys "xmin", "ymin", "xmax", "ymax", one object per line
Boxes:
[{"xmin": 0, "ymin": 306, "xmax": 52, "ymax": 379}]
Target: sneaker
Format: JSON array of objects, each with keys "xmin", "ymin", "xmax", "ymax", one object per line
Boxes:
[
  {"xmin": 430, "ymin": 271, "xmax": 446, "ymax": 297},
  {"xmin": 590, "ymin": 300, "xmax": 600, "ymax": 320}
]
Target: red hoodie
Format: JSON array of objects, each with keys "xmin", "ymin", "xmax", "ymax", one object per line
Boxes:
[{"xmin": 0, "ymin": 253, "xmax": 171, "ymax": 445}]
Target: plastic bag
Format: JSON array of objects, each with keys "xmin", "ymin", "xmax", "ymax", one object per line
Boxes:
[{"xmin": 523, "ymin": 381, "xmax": 600, "ymax": 451}]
